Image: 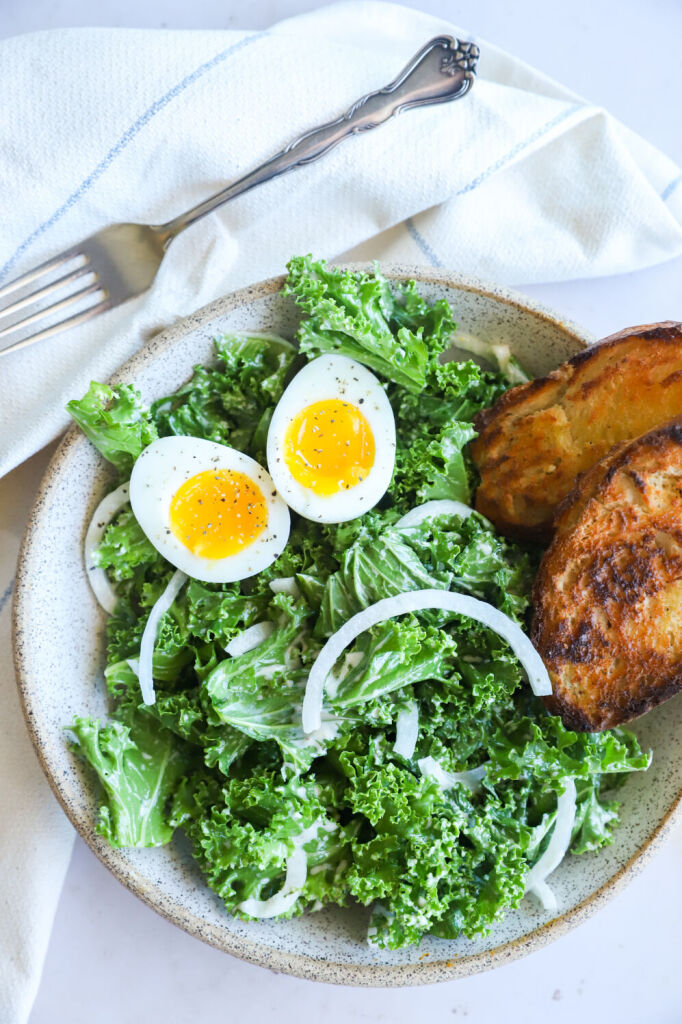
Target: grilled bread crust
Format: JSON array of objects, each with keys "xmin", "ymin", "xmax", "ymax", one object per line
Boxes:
[
  {"xmin": 471, "ymin": 322, "xmax": 682, "ymax": 541},
  {"xmin": 531, "ymin": 418, "xmax": 682, "ymax": 731}
]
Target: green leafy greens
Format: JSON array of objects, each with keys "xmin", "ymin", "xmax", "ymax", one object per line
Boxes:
[{"xmin": 67, "ymin": 259, "xmax": 649, "ymax": 949}]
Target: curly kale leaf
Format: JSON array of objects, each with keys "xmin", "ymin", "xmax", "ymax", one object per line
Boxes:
[
  {"xmin": 68, "ymin": 707, "xmax": 193, "ymax": 848},
  {"xmin": 284, "ymin": 255, "xmax": 454, "ymax": 392},
  {"xmin": 151, "ymin": 332, "xmax": 296, "ymax": 460},
  {"xmin": 67, "ymin": 382, "xmax": 158, "ymax": 475}
]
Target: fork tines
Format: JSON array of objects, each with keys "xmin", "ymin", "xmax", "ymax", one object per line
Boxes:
[{"xmin": 0, "ymin": 250, "xmax": 109, "ymax": 356}]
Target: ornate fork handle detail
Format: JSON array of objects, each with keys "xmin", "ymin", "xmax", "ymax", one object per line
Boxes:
[
  {"xmin": 161, "ymin": 36, "xmax": 479, "ymax": 239},
  {"xmin": 285, "ymin": 36, "xmax": 478, "ymax": 159},
  {"xmin": 440, "ymin": 40, "xmax": 479, "ymax": 76}
]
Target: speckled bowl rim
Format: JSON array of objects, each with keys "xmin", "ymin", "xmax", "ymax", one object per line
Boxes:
[{"xmin": 14, "ymin": 265, "xmax": 682, "ymax": 986}]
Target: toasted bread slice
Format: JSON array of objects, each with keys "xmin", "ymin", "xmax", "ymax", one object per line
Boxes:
[
  {"xmin": 471, "ymin": 322, "xmax": 682, "ymax": 541},
  {"xmin": 531, "ymin": 418, "xmax": 682, "ymax": 731}
]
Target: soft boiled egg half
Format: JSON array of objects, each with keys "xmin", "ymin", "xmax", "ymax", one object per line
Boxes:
[
  {"xmin": 129, "ymin": 436, "xmax": 290, "ymax": 582},
  {"xmin": 266, "ymin": 354, "xmax": 396, "ymax": 523}
]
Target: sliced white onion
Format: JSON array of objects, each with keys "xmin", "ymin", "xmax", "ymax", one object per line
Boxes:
[
  {"xmin": 138, "ymin": 569, "xmax": 187, "ymax": 706},
  {"xmin": 298, "ymin": 712, "xmax": 342, "ymax": 749},
  {"xmin": 417, "ymin": 755, "xmax": 487, "ymax": 794},
  {"xmin": 530, "ymin": 879, "xmax": 557, "ymax": 913},
  {"xmin": 448, "ymin": 332, "xmax": 491, "ymax": 360},
  {"xmin": 302, "ymin": 588, "xmax": 552, "ymax": 734},
  {"xmin": 491, "ymin": 343, "xmax": 529, "ymax": 385},
  {"xmin": 226, "ymin": 621, "xmax": 274, "ymax": 658},
  {"xmin": 393, "ymin": 702, "xmax": 419, "ymax": 759},
  {"xmin": 238, "ymin": 848, "xmax": 307, "ymax": 919},
  {"xmin": 447, "ymin": 334, "xmax": 529, "ymax": 385},
  {"xmin": 269, "ymin": 577, "xmax": 301, "ymax": 598},
  {"xmin": 237, "ymin": 821, "xmax": 323, "ymax": 920},
  {"xmin": 525, "ymin": 777, "xmax": 577, "ymax": 912},
  {"xmin": 84, "ymin": 482, "xmax": 131, "ymax": 613},
  {"xmin": 396, "ymin": 500, "xmax": 474, "ymax": 529}
]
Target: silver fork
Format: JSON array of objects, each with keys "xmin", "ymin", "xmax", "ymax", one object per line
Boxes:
[{"xmin": 0, "ymin": 35, "xmax": 478, "ymax": 358}]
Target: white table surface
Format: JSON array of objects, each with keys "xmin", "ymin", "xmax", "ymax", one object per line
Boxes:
[{"xmin": 2, "ymin": 0, "xmax": 682, "ymax": 1021}]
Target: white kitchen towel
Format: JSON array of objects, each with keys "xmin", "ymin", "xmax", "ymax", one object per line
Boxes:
[
  {"xmin": 0, "ymin": 450, "xmax": 74, "ymax": 1024},
  {"xmin": 1, "ymin": 1, "xmax": 682, "ymax": 479},
  {"xmin": 1, "ymin": 3, "xmax": 682, "ymax": 1021}
]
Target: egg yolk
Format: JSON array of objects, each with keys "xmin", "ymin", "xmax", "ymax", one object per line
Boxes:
[
  {"xmin": 283, "ymin": 399, "xmax": 375, "ymax": 496},
  {"xmin": 169, "ymin": 469, "xmax": 267, "ymax": 559}
]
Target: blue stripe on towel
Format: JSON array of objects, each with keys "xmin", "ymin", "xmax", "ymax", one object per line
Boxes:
[
  {"xmin": 405, "ymin": 218, "xmax": 444, "ymax": 268},
  {"xmin": 405, "ymin": 102, "xmax": 585, "ymax": 268},
  {"xmin": 0, "ymin": 31, "xmax": 267, "ymax": 284},
  {"xmin": 0, "ymin": 578, "xmax": 14, "ymax": 617},
  {"xmin": 454, "ymin": 102, "xmax": 584, "ymax": 197},
  {"xmin": 661, "ymin": 172, "xmax": 682, "ymax": 203}
]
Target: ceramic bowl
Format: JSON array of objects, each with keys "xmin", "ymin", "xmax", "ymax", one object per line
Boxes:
[{"xmin": 14, "ymin": 267, "xmax": 682, "ymax": 985}]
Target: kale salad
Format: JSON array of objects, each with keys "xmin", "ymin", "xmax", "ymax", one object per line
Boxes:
[{"xmin": 67, "ymin": 257, "xmax": 649, "ymax": 950}]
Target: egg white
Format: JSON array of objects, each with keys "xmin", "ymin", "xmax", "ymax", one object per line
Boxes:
[
  {"xmin": 129, "ymin": 436, "xmax": 290, "ymax": 583},
  {"xmin": 266, "ymin": 354, "xmax": 396, "ymax": 523}
]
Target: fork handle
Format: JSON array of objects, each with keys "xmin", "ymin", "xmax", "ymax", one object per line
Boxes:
[{"xmin": 158, "ymin": 35, "xmax": 478, "ymax": 241}]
